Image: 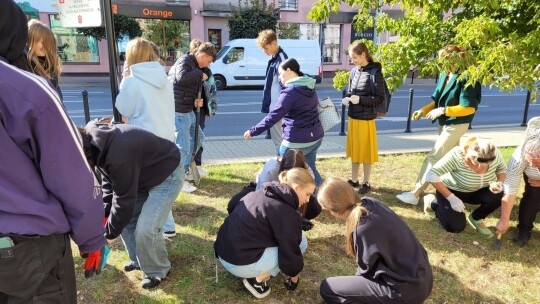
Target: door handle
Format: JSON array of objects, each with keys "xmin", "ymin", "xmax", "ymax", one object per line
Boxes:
[{"xmin": 239, "ymin": 65, "xmax": 245, "ymax": 67}]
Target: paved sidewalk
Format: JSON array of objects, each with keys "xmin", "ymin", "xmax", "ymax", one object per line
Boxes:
[{"xmin": 202, "ymin": 123, "xmax": 528, "ymax": 165}]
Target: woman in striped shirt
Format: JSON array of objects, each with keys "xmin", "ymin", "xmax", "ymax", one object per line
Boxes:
[
  {"xmin": 424, "ymin": 137, "xmax": 506, "ymax": 235},
  {"xmin": 496, "ymin": 128, "xmax": 540, "ymax": 247}
]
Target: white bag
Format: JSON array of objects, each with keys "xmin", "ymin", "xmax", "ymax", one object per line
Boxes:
[{"xmin": 318, "ymin": 97, "xmax": 341, "ymax": 132}]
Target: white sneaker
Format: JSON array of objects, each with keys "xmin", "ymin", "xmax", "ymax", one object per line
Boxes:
[
  {"xmin": 423, "ymin": 194, "xmax": 436, "ymax": 218},
  {"xmin": 182, "ymin": 182, "xmax": 197, "ymax": 193},
  {"xmin": 197, "ymin": 166, "xmax": 209, "ymax": 177},
  {"xmin": 185, "ymin": 171, "xmax": 194, "ymax": 181},
  {"xmin": 396, "ymin": 191, "xmax": 419, "ymax": 205}
]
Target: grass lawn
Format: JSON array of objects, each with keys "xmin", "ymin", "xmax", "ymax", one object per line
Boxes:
[{"xmin": 73, "ymin": 147, "xmax": 540, "ymax": 303}]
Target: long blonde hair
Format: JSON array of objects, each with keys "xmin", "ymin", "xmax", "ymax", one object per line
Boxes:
[
  {"xmin": 318, "ymin": 178, "xmax": 368, "ymax": 256},
  {"xmin": 27, "ymin": 19, "xmax": 61, "ymax": 80},
  {"xmin": 125, "ymin": 37, "xmax": 155, "ymax": 70}
]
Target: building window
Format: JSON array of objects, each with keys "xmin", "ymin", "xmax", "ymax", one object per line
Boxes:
[
  {"xmin": 49, "ymin": 14, "xmax": 99, "ymax": 63},
  {"xmin": 279, "ymin": 0, "xmax": 297, "ymax": 11},
  {"xmin": 298, "ymin": 23, "xmax": 342, "ymax": 63}
]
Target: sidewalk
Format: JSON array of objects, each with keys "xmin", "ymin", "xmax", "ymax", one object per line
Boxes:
[{"xmin": 202, "ymin": 124, "xmax": 527, "ymax": 165}]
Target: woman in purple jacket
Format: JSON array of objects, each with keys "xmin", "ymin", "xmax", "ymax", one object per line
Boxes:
[{"xmin": 244, "ymin": 58, "xmax": 324, "ymax": 185}]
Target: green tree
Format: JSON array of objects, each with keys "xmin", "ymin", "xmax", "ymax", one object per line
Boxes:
[
  {"xmin": 308, "ymin": 0, "xmax": 540, "ymax": 100},
  {"xmin": 77, "ymin": 14, "xmax": 142, "ymax": 41},
  {"xmin": 279, "ymin": 23, "xmax": 300, "ymax": 39},
  {"xmin": 143, "ymin": 20, "xmax": 190, "ymax": 60},
  {"xmin": 228, "ymin": 0, "xmax": 278, "ymax": 39}
]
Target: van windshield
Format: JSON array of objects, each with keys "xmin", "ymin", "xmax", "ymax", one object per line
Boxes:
[{"xmin": 215, "ymin": 46, "xmax": 230, "ymax": 60}]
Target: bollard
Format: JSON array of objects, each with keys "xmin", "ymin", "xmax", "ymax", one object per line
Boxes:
[
  {"xmin": 265, "ymin": 129, "xmax": 271, "ymax": 139},
  {"xmin": 410, "ymin": 70, "xmax": 415, "ymax": 85},
  {"xmin": 405, "ymin": 88, "xmax": 414, "ymax": 133},
  {"xmin": 82, "ymin": 90, "xmax": 90, "ymax": 124},
  {"xmin": 521, "ymin": 90, "xmax": 531, "ymax": 127},
  {"xmin": 339, "ymin": 88, "xmax": 346, "ymax": 136}
]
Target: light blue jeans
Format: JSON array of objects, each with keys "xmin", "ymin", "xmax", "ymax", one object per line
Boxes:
[
  {"xmin": 279, "ymin": 139, "xmax": 323, "ymax": 186},
  {"xmin": 219, "ymin": 234, "xmax": 308, "ymax": 278},
  {"xmin": 120, "ymin": 164, "xmax": 183, "ymax": 278},
  {"xmin": 175, "ymin": 112, "xmax": 205, "ymax": 172}
]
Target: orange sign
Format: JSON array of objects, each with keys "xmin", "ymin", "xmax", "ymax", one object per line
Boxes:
[
  {"xmin": 142, "ymin": 8, "xmax": 173, "ymax": 19},
  {"xmin": 112, "ymin": 4, "xmax": 118, "ymax": 14}
]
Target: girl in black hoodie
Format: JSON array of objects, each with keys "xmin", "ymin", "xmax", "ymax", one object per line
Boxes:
[
  {"xmin": 317, "ymin": 178, "xmax": 433, "ymax": 304},
  {"xmin": 214, "ymin": 168, "xmax": 315, "ymax": 299}
]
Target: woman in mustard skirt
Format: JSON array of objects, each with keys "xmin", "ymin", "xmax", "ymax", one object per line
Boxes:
[{"xmin": 342, "ymin": 41, "xmax": 386, "ymax": 194}]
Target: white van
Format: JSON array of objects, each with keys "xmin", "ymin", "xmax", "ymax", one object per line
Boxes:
[{"xmin": 210, "ymin": 39, "xmax": 322, "ymax": 90}]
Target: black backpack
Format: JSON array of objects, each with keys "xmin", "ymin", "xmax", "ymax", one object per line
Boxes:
[{"xmin": 367, "ymin": 67, "xmax": 392, "ymax": 116}]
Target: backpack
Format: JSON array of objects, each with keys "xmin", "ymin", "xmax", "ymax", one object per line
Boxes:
[
  {"xmin": 203, "ymin": 75, "xmax": 218, "ymax": 116},
  {"xmin": 367, "ymin": 67, "xmax": 392, "ymax": 117}
]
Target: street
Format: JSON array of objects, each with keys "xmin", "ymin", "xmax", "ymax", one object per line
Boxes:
[{"xmin": 61, "ymin": 79, "xmax": 538, "ymax": 136}]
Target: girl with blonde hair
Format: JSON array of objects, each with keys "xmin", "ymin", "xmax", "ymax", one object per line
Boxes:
[
  {"xmin": 215, "ymin": 168, "xmax": 315, "ymax": 299},
  {"xmin": 317, "ymin": 178, "xmax": 433, "ymax": 304},
  {"xmin": 27, "ymin": 19, "xmax": 62, "ymax": 97}
]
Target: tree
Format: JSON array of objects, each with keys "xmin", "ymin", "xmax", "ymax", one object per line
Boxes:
[
  {"xmin": 308, "ymin": 0, "xmax": 540, "ymax": 101},
  {"xmin": 143, "ymin": 20, "xmax": 190, "ymax": 60},
  {"xmin": 228, "ymin": 0, "xmax": 278, "ymax": 39},
  {"xmin": 279, "ymin": 23, "xmax": 300, "ymax": 39},
  {"xmin": 77, "ymin": 14, "xmax": 142, "ymax": 42}
]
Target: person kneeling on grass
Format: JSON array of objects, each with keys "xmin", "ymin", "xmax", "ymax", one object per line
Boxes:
[
  {"xmin": 79, "ymin": 121, "xmax": 183, "ymax": 289},
  {"xmin": 214, "ymin": 168, "xmax": 315, "ymax": 299},
  {"xmin": 317, "ymin": 178, "xmax": 433, "ymax": 304}
]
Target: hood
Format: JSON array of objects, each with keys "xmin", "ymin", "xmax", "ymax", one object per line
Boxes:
[
  {"xmin": 84, "ymin": 122, "xmax": 118, "ymax": 165},
  {"xmin": 285, "ymin": 76, "xmax": 316, "ymax": 97},
  {"xmin": 0, "ymin": 1, "xmax": 30, "ymax": 70},
  {"xmin": 262, "ymin": 181, "xmax": 299, "ymax": 210},
  {"xmin": 363, "ymin": 61, "xmax": 383, "ymax": 70},
  {"xmin": 130, "ymin": 61, "xmax": 168, "ymax": 88}
]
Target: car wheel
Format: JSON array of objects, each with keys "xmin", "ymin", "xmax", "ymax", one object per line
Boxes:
[{"xmin": 214, "ymin": 75, "xmax": 226, "ymax": 90}]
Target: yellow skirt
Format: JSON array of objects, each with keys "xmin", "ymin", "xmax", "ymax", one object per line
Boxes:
[{"xmin": 346, "ymin": 118, "xmax": 378, "ymax": 163}]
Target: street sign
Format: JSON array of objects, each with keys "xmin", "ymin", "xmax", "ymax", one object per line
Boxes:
[{"xmin": 57, "ymin": 0, "xmax": 102, "ymax": 28}]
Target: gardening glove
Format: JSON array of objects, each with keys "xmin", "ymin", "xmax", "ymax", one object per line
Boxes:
[
  {"xmin": 82, "ymin": 245, "xmax": 111, "ymax": 278},
  {"xmin": 411, "ymin": 109, "xmax": 424, "ymax": 120},
  {"xmin": 446, "ymin": 193, "xmax": 465, "ymax": 213},
  {"xmin": 284, "ymin": 277, "xmax": 299, "ymax": 291},
  {"xmin": 350, "ymin": 95, "xmax": 360, "ymax": 104},
  {"xmin": 301, "ymin": 218, "xmax": 314, "ymax": 231},
  {"xmin": 341, "ymin": 96, "xmax": 351, "ymax": 105},
  {"xmin": 489, "ymin": 181, "xmax": 504, "ymax": 194},
  {"xmin": 426, "ymin": 107, "xmax": 445, "ymax": 120}
]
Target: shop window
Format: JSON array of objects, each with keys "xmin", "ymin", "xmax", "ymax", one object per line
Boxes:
[
  {"xmin": 208, "ymin": 29, "xmax": 222, "ymax": 51},
  {"xmin": 279, "ymin": 0, "xmax": 298, "ymax": 11},
  {"xmin": 223, "ymin": 47, "xmax": 244, "ymax": 64},
  {"xmin": 49, "ymin": 14, "xmax": 99, "ymax": 63}
]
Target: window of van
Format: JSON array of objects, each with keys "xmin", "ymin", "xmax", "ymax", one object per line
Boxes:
[
  {"xmin": 224, "ymin": 47, "xmax": 244, "ymax": 64},
  {"xmin": 215, "ymin": 46, "xmax": 230, "ymax": 60}
]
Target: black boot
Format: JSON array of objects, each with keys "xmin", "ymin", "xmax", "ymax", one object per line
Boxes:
[{"xmin": 512, "ymin": 230, "xmax": 531, "ymax": 247}]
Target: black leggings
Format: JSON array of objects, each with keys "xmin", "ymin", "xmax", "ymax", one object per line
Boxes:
[
  {"xmin": 433, "ymin": 187, "xmax": 503, "ymax": 233},
  {"xmin": 517, "ymin": 174, "xmax": 540, "ymax": 232}
]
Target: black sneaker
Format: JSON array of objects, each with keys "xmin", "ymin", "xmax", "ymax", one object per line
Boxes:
[
  {"xmin": 358, "ymin": 182, "xmax": 371, "ymax": 195},
  {"xmin": 141, "ymin": 276, "xmax": 163, "ymax": 289},
  {"xmin": 512, "ymin": 230, "xmax": 531, "ymax": 247},
  {"xmin": 123, "ymin": 262, "xmax": 140, "ymax": 272},
  {"xmin": 242, "ymin": 277, "xmax": 270, "ymax": 299},
  {"xmin": 347, "ymin": 180, "xmax": 360, "ymax": 188}
]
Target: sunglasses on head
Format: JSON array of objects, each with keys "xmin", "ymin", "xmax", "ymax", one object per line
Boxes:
[{"xmin": 476, "ymin": 156, "xmax": 496, "ymax": 163}]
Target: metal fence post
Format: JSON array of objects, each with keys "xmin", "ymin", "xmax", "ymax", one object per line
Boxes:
[
  {"xmin": 265, "ymin": 129, "xmax": 271, "ymax": 139},
  {"xmin": 521, "ymin": 90, "xmax": 531, "ymax": 127},
  {"xmin": 340, "ymin": 88, "xmax": 346, "ymax": 136},
  {"xmin": 82, "ymin": 90, "xmax": 90, "ymax": 124},
  {"xmin": 405, "ymin": 88, "xmax": 414, "ymax": 133}
]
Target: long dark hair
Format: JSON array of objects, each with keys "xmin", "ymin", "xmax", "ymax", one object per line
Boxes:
[{"xmin": 280, "ymin": 58, "xmax": 304, "ymax": 76}]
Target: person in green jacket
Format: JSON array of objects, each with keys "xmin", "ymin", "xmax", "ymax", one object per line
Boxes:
[{"xmin": 397, "ymin": 45, "xmax": 482, "ymax": 206}]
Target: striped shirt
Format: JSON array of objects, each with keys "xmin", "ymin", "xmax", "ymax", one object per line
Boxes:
[
  {"xmin": 503, "ymin": 146, "xmax": 540, "ymax": 195},
  {"xmin": 429, "ymin": 147, "xmax": 507, "ymax": 192}
]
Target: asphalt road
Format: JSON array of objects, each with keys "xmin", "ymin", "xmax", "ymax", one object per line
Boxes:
[{"xmin": 61, "ymin": 81, "xmax": 538, "ymax": 136}]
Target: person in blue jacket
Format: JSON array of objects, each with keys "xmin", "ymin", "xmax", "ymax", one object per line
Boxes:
[
  {"xmin": 0, "ymin": 2, "xmax": 107, "ymax": 302},
  {"xmin": 244, "ymin": 58, "xmax": 324, "ymax": 185}
]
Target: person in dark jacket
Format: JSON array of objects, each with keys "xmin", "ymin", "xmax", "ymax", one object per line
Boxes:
[
  {"xmin": 79, "ymin": 122, "xmax": 183, "ymax": 289},
  {"xmin": 215, "ymin": 168, "xmax": 315, "ymax": 299},
  {"xmin": 256, "ymin": 29, "xmax": 288, "ymax": 154},
  {"xmin": 317, "ymin": 178, "xmax": 433, "ymax": 304},
  {"xmin": 342, "ymin": 41, "xmax": 386, "ymax": 195},
  {"xmin": 244, "ymin": 58, "xmax": 324, "ymax": 185},
  {"xmin": 168, "ymin": 42, "xmax": 216, "ymax": 192},
  {"xmin": 0, "ymin": 2, "xmax": 107, "ymax": 302}
]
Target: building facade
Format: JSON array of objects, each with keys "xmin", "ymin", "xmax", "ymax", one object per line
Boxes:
[{"xmin": 18, "ymin": 0, "xmax": 401, "ymax": 76}]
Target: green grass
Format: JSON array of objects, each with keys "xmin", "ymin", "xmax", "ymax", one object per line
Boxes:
[{"xmin": 73, "ymin": 147, "xmax": 540, "ymax": 303}]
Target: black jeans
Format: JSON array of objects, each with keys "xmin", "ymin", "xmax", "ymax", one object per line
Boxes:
[
  {"xmin": 433, "ymin": 187, "xmax": 503, "ymax": 233},
  {"xmin": 0, "ymin": 233, "xmax": 76, "ymax": 304},
  {"xmin": 518, "ymin": 174, "xmax": 540, "ymax": 232}
]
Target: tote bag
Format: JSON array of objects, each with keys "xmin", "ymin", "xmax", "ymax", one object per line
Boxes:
[{"xmin": 318, "ymin": 97, "xmax": 341, "ymax": 132}]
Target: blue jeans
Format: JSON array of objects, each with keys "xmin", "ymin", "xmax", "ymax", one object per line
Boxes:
[
  {"xmin": 175, "ymin": 112, "xmax": 205, "ymax": 172},
  {"xmin": 279, "ymin": 139, "xmax": 323, "ymax": 186},
  {"xmin": 120, "ymin": 164, "xmax": 183, "ymax": 278},
  {"xmin": 219, "ymin": 234, "xmax": 307, "ymax": 278}
]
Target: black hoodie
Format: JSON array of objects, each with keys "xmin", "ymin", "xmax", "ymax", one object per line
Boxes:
[
  {"xmin": 84, "ymin": 122, "xmax": 180, "ymax": 239},
  {"xmin": 0, "ymin": 1, "xmax": 31, "ymax": 71},
  {"xmin": 214, "ymin": 182, "xmax": 304, "ymax": 277}
]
